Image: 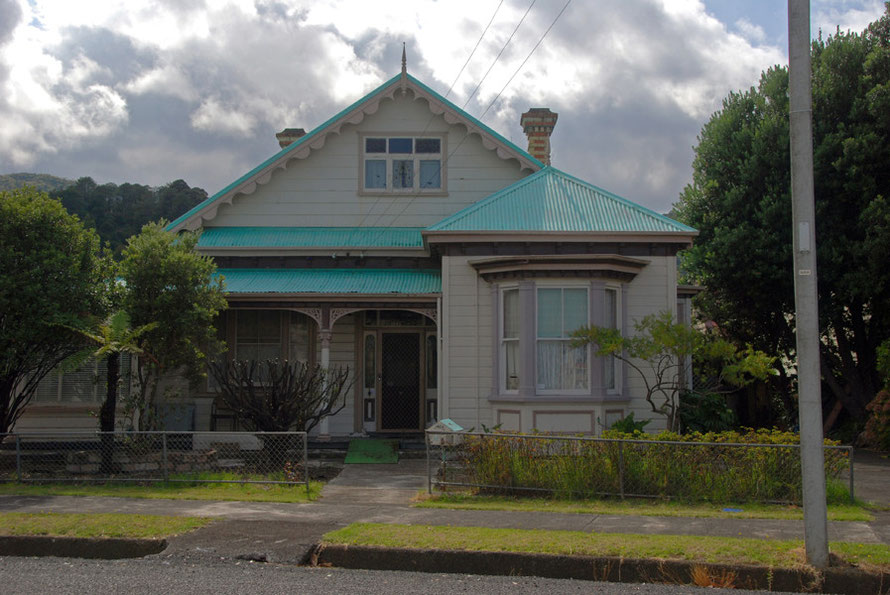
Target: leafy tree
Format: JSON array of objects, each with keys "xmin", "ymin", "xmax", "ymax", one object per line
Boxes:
[
  {"xmin": 572, "ymin": 311, "xmax": 776, "ymax": 432},
  {"xmin": 119, "ymin": 223, "xmax": 226, "ymax": 430},
  {"xmin": 209, "ymin": 359, "xmax": 353, "ymax": 434},
  {"xmin": 676, "ymin": 6, "xmax": 890, "ymax": 424},
  {"xmin": 0, "ymin": 187, "xmax": 112, "ymax": 433}
]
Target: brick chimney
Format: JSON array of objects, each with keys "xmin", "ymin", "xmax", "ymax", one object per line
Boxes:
[
  {"xmin": 275, "ymin": 127, "xmax": 306, "ymax": 148},
  {"xmin": 520, "ymin": 108, "xmax": 558, "ymax": 165}
]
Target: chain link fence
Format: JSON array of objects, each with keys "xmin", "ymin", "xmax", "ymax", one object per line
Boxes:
[
  {"xmin": 426, "ymin": 431, "xmax": 854, "ymax": 505},
  {"xmin": 0, "ymin": 431, "xmax": 309, "ymax": 491}
]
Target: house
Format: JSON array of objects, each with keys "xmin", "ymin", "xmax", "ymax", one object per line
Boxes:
[{"xmin": 21, "ymin": 59, "xmax": 696, "ymax": 436}]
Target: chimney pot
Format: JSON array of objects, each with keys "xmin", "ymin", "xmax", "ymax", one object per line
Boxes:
[
  {"xmin": 276, "ymin": 127, "xmax": 306, "ymax": 148},
  {"xmin": 520, "ymin": 108, "xmax": 558, "ymax": 165}
]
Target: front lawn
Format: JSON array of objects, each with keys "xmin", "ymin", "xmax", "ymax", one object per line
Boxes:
[
  {"xmin": 324, "ymin": 522, "xmax": 890, "ymax": 570},
  {"xmin": 0, "ymin": 477, "xmax": 322, "ymax": 503},
  {"xmin": 0, "ymin": 512, "xmax": 211, "ymax": 538},
  {"xmin": 416, "ymin": 493, "xmax": 873, "ymax": 521}
]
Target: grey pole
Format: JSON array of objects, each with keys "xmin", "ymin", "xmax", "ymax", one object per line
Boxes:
[{"xmin": 788, "ymin": 0, "xmax": 829, "ymax": 568}]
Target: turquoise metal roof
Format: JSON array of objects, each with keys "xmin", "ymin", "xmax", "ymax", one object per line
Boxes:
[
  {"xmin": 217, "ymin": 268, "xmax": 441, "ymax": 294},
  {"xmin": 198, "ymin": 227, "xmax": 424, "ymax": 249},
  {"xmin": 167, "ymin": 73, "xmax": 542, "ymax": 232},
  {"xmin": 427, "ymin": 167, "xmax": 697, "ymax": 234}
]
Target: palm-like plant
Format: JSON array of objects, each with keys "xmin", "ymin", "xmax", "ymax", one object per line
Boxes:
[
  {"xmin": 69, "ymin": 311, "xmax": 157, "ymax": 433},
  {"xmin": 66, "ymin": 311, "xmax": 157, "ymax": 474}
]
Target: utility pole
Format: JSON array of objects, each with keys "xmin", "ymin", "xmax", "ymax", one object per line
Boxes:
[{"xmin": 788, "ymin": 0, "xmax": 829, "ymax": 568}]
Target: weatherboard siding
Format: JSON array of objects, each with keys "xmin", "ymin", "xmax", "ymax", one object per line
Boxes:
[
  {"xmin": 442, "ymin": 255, "xmax": 493, "ymax": 430},
  {"xmin": 209, "ymin": 93, "xmax": 528, "ymax": 228}
]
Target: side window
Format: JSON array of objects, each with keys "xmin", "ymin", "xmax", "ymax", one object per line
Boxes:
[
  {"xmin": 502, "ymin": 288, "xmax": 520, "ymax": 391},
  {"xmin": 604, "ymin": 287, "xmax": 619, "ymax": 391}
]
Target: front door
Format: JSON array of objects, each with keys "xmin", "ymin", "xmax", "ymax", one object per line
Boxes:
[{"xmin": 379, "ymin": 332, "xmax": 421, "ymax": 431}]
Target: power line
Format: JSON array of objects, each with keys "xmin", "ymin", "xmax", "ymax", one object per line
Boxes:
[
  {"xmin": 479, "ymin": 0, "xmax": 571, "ymax": 120},
  {"xmin": 374, "ymin": 1, "xmax": 571, "ymax": 235},
  {"xmin": 462, "ymin": 0, "xmax": 537, "ymax": 110},
  {"xmin": 444, "ymin": 0, "xmax": 505, "ymax": 99},
  {"xmin": 357, "ymin": 0, "xmax": 509, "ymax": 231}
]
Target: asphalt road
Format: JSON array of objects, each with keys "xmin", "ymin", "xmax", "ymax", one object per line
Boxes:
[{"xmin": 1, "ymin": 556, "xmax": 792, "ymax": 594}]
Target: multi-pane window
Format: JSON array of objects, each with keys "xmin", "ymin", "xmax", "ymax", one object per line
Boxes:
[
  {"xmin": 32, "ymin": 356, "xmax": 132, "ymax": 404},
  {"xmin": 236, "ymin": 311, "xmax": 282, "ymax": 361},
  {"xmin": 363, "ymin": 136, "xmax": 443, "ymax": 192},
  {"xmin": 502, "ymin": 288, "xmax": 520, "ymax": 391},
  {"xmin": 604, "ymin": 288, "xmax": 619, "ymax": 391},
  {"xmin": 536, "ymin": 287, "xmax": 589, "ymax": 391}
]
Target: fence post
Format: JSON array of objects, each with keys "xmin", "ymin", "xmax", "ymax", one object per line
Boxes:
[
  {"xmin": 849, "ymin": 447, "xmax": 855, "ymax": 504},
  {"xmin": 161, "ymin": 432, "xmax": 169, "ymax": 483},
  {"xmin": 303, "ymin": 432, "xmax": 310, "ymax": 495},
  {"xmin": 15, "ymin": 434, "xmax": 22, "ymax": 482},
  {"xmin": 618, "ymin": 440, "xmax": 625, "ymax": 499},
  {"xmin": 426, "ymin": 431, "xmax": 432, "ymax": 495}
]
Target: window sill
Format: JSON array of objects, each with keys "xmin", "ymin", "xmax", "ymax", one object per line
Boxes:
[
  {"xmin": 358, "ymin": 190, "xmax": 448, "ymax": 198},
  {"xmin": 488, "ymin": 393, "xmax": 630, "ymax": 404}
]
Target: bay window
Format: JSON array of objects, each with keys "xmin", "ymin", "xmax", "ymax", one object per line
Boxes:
[
  {"xmin": 501, "ymin": 288, "xmax": 520, "ymax": 391},
  {"xmin": 536, "ymin": 287, "xmax": 589, "ymax": 392},
  {"xmin": 604, "ymin": 287, "xmax": 619, "ymax": 391}
]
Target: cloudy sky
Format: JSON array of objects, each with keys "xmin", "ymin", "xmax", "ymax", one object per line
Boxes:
[{"xmin": 0, "ymin": 0, "xmax": 885, "ymax": 213}]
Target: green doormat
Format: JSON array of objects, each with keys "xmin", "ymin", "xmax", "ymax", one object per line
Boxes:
[{"xmin": 344, "ymin": 439, "xmax": 399, "ymax": 464}]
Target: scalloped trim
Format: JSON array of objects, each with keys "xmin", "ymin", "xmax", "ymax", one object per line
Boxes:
[{"xmin": 185, "ymin": 82, "xmax": 538, "ymax": 229}]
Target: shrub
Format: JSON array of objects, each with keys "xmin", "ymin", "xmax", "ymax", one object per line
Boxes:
[
  {"xmin": 455, "ymin": 428, "xmax": 848, "ymax": 504},
  {"xmin": 864, "ymin": 390, "xmax": 890, "ymax": 451}
]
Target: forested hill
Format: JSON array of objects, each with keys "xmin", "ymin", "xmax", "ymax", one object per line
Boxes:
[
  {"xmin": 0, "ymin": 172, "xmax": 73, "ymax": 192},
  {"xmin": 51, "ymin": 177, "xmax": 208, "ymax": 255}
]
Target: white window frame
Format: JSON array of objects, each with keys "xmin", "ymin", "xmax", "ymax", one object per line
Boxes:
[
  {"xmin": 534, "ymin": 283, "xmax": 590, "ymax": 396},
  {"xmin": 359, "ymin": 133, "xmax": 446, "ymax": 195},
  {"xmin": 604, "ymin": 285, "xmax": 622, "ymax": 394},
  {"xmin": 499, "ymin": 285, "xmax": 520, "ymax": 394}
]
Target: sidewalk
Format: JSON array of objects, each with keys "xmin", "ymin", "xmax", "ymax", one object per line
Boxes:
[{"xmin": 1, "ymin": 456, "xmax": 888, "ymax": 566}]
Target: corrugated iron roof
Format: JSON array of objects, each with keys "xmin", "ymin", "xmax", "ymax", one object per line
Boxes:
[
  {"xmin": 199, "ymin": 227, "xmax": 424, "ymax": 249},
  {"xmin": 217, "ymin": 268, "xmax": 441, "ymax": 294},
  {"xmin": 427, "ymin": 167, "xmax": 697, "ymax": 234}
]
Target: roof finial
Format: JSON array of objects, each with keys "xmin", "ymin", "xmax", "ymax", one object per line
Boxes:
[{"xmin": 401, "ymin": 42, "xmax": 407, "ymax": 77}]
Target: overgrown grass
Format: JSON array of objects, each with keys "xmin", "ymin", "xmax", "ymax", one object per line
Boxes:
[
  {"xmin": 0, "ymin": 512, "xmax": 211, "ymax": 538},
  {"xmin": 324, "ymin": 522, "xmax": 890, "ymax": 569},
  {"xmin": 450, "ymin": 430, "xmax": 850, "ymax": 504},
  {"xmin": 0, "ymin": 475, "xmax": 322, "ymax": 503},
  {"xmin": 416, "ymin": 492, "xmax": 872, "ymax": 521}
]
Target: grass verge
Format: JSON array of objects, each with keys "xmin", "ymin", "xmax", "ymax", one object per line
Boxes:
[
  {"xmin": 324, "ymin": 522, "xmax": 890, "ymax": 570},
  {"xmin": 0, "ymin": 512, "xmax": 211, "ymax": 539},
  {"xmin": 415, "ymin": 493, "xmax": 872, "ymax": 522},
  {"xmin": 0, "ymin": 479, "xmax": 322, "ymax": 503}
]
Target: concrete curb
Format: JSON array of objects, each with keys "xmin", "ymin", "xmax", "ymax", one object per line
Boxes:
[
  {"xmin": 0, "ymin": 536, "xmax": 167, "ymax": 559},
  {"xmin": 313, "ymin": 544, "xmax": 890, "ymax": 595}
]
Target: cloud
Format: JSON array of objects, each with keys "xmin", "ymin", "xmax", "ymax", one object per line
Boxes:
[
  {"xmin": 735, "ymin": 18, "xmax": 767, "ymax": 44},
  {"xmin": 813, "ymin": 0, "xmax": 885, "ymax": 37},
  {"xmin": 0, "ymin": 0, "xmax": 884, "ymax": 212}
]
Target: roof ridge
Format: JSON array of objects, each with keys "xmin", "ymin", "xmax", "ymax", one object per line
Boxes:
[
  {"xmin": 426, "ymin": 167, "xmax": 551, "ymax": 230},
  {"xmin": 547, "ymin": 167, "xmax": 696, "ymax": 232},
  {"xmin": 426, "ymin": 166, "xmax": 696, "ymax": 234}
]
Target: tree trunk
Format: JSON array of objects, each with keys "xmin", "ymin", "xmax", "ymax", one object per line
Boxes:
[{"xmin": 100, "ymin": 353, "xmax": 120, "ymax": 475}]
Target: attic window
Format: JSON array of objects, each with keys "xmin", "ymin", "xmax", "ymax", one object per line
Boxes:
[{"xmin": 362, "ymin": 135, "xmax": 445, "ymax": 193}]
